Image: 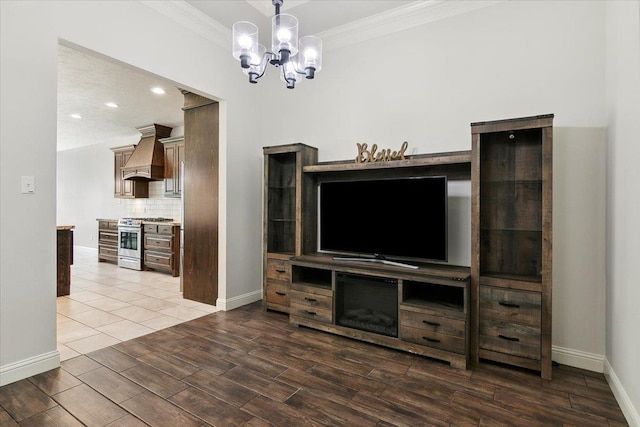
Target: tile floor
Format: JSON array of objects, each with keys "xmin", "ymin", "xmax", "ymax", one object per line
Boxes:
[{"xmin": 57, "ymin": 246, "xmax": 218, "ymax": 361}]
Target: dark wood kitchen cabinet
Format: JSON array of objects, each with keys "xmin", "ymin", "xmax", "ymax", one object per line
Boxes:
[
  {"xmin": 97, "ymin": 219, "xmax": 118, "ymax": 264},
  {"xmin": 144, "ymin": 223, "xmax": 180, "ymax": 277},
  {"xmin": 110, "ymin": 145, "xmax": 148, "ymax": 198},
  {"xmin": 159, "ymin": 136, "xmax": 184, "ymax": 198}
]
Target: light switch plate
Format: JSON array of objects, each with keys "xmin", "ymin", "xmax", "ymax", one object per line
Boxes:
[{"xmin": 21, "ymin": 176, "xmax": 35, "ymax": 194}]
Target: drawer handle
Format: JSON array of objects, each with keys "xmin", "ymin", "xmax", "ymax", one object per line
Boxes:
[
  {"xmin": 499, "ymin": 301, "xmax": 520, "ymax": 308},
  {"xmin": 422, "ymin": 337, "xmax": 440, "ymax": 343},
  {"xmin": 498, "ymin": 334, "xmax": 520, "ymax": 342},
  {"xmin": 304, "ymin": 297, "xmax": 317, "ymax": 303},
  {"xmin": 276, "ymin": 269, "xmax": 287, "ymax": 273},
  {"xmin": 275, "ymin": 291, "xmax": 286, "ymax": 296},
  {"xmin": 305, "ymin": 310, "xmax": 317, "ymax": 316},
  {"xmin": 422, "ymin": 320, "xmax": 441, "ymax": 327}
]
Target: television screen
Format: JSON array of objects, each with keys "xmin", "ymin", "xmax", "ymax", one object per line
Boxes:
[{"xmin": 319, "ymin": 176, "xmax": 448, "ymax": 263}]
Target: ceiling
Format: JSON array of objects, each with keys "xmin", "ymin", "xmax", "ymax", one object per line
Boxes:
[{"xmin": 56, "ymin": 1, "xmax": 421, "ymax": 151}]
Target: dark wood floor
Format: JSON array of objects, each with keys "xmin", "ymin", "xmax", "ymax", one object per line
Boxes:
[{"xmin": 0, "ymin": 301, "xmax": 628, "ymax": 426}]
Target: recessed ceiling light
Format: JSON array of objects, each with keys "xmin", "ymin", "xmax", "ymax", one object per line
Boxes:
[
  {"xmin": 151, "ymin": 87, "xmax": 165, "ymax": 95},
  {"xmin": 70, "ymin": 114, "xmax": 82, "ymax": 119},
  {"xmin": 105, "ymin": 102, "xmax": 118, "ymax": 108}
]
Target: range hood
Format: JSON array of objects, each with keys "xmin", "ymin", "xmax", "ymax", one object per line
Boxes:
[{"xmin": 122, "ymin": 124, "xmax": 172, "ymax": 181}]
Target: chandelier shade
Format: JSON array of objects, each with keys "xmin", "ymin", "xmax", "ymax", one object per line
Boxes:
[
  {"xmin": 232, "ymin": 21, "xmax": 259, "ymax": 68},
  {"xmin": 231, "ymin": 0, "xmax": 322, "ymax": 89}
]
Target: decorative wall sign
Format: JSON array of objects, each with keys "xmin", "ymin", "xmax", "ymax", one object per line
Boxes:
[{"xmin": 355, "ymin": 141, "xmax": 409, "ymax": 164}]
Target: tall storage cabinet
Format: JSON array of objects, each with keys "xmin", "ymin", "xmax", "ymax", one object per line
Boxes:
[
  {"xmin": 470, "ymin": 114, "xmax": 553, "ymax": 379},
  {"xmin": 263, "ymin": 143, "xmax": 318, "ymax": 313},
  {"xmin": 182, "ymin": 91, "xmax": 219, "ymax": 305}
]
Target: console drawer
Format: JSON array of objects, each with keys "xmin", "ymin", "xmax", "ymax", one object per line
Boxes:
[
  {"xmin": 290, "ymin": 287, "xmax": 333, "ymax": 323},
  {"xmin": 266, "ymin": 258, "xmax": 291, "ymax": 282},
  {"xmin": 400, "ymin": 325, "xmax": 465, "ymax": 354},
  {"xmin": 479, "ymin": 286, "xmax": 541, "ymax": 327},
  {"xmin": 290, "ymin": 290, "xmax": 332, "ymax": 312},
  {"xmin": 399, "ymin": 310, "xmax": 465, "ymax": 338},
  {"xmin": 290, "ymin": 303, "xmax": 332, "ymax": 324},
  {"xmin": 265, "ymin": 281, "xmax": 290, "ymax": 307},
  {"xmin": 479, "ymin": 318, "xmax": 541, "ymax": 360}
]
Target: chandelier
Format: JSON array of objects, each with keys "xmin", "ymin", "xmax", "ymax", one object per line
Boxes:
[{"xmin": 232, "ymin": 0, "xmax": 322, "ymax": 89}]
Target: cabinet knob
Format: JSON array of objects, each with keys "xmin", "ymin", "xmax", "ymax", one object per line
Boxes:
[
  {"xmin": 422, "ymin": 337, "xmax": 440, "ymax": 343},
  {"xmin": 498, "ymin": 334, "xmax": 520, "ymax": 342},
  {"xmin": 304, "ymin": 297, "xmax": 317, "ymax": 303},
  {"xmin": 423, "ymin": 320, "xmax": 441, "ymax": 327},
  {"xmin": 275, "ymin": 291, "xmax": 286, "ymax": 296},
  {"xmin": 305, "ymin": 310, "xmax": 317, "ymax": 316}
]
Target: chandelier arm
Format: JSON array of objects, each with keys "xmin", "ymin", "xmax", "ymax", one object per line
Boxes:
[
  {"xmin": 251, "ymin": 52, "xmax": 275, "ymax": 80},
  {"xmin": 289, "ymin": 61, "xmax": 306, "ymax": 75},
  {"xmin": 252, "ymin": 53, "xmax": 273, "ymax": 81}
]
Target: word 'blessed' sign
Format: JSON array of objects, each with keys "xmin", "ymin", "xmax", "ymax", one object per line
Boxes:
[{"xmin": 355, "ymin": 141, "xmax": 409, "ymax": 164}]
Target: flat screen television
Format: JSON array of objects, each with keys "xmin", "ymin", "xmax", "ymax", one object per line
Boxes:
[{"xmin": 319, "ymin": 176, "xmax": 448, "ymax": 267}]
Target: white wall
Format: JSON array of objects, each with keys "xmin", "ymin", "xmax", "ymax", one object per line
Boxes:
[
  {"xmin": 57, "ymin": 139, "xmax": 130, "ymax": 248},
  {"xmin": 605, "ymin": 1, "xmax": 640, "ymax": 425},
  {"xmin": 0, "ymin": 0, "xmax": 264, "ymax": 384}
]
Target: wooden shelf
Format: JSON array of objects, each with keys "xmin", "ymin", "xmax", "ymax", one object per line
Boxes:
[{"xmin": 303, "ymin": 151, "xmax": 472, "ymax": 181}]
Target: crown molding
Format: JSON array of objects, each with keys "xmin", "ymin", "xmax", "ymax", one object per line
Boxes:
[
  {"xmin": 140, "ymin": 0, "xmax": 231, "ymax": 50},
  {"xmin": 318, "ymin": 0, "xmax": 508, "ymax": 51},
  {"xmin": 141, "ymin": 0, "xmax": 507, "ymax": 54}
]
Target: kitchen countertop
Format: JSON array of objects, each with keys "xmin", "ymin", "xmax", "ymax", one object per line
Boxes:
[
  {"xmin": 142, "ymin": 220, "xmax": 181, "ymax": 226},
  {"xmin": 95, "ymin": 218, "xmax": 180, "ymax": 226},
  {"xmin": 57, "ymin": 225, "xmax": 75, "ymax": 230}
]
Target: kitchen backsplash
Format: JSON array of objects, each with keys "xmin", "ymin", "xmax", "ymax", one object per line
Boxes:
[{"xmin": 126, "ymin": 181, "xmax": 182, "ymax": 220}]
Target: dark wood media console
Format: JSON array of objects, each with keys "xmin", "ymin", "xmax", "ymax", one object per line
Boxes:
[
  {"xmin": 289, "ymin": 255, "xmax": 470, "ymax": 369},
  {"xmin": 263, "ymin": 114, "xmax": 553, "ymax": 377}
]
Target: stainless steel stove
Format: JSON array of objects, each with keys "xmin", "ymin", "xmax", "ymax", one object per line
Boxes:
[{"xmin": 117, "ymin": 218, "xmax": 173, "ymax": 270}]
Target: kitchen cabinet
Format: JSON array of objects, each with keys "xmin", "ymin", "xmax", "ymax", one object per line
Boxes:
[
  {"xmin": 97, "ymin": 219, "xmax": 118, "ymax": 264},
  {"xmin": 143, "ymin": 223, "xmax": 180, "ymax": 277},
  {"xmin": 110, "ymin": 145, "xmax": 148, "ymax": 198},
  {"xmin": 159, "ymin": 136, "xmax": 184, "ymax": 198}
]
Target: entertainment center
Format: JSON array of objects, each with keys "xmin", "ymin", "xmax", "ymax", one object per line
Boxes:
[{"xmin": 263, "ymin": 114, "xmax": 553, "ymax": 379}]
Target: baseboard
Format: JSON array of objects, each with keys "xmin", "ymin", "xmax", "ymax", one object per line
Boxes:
[
  {"xmin": 604, "ymin": 358, "xmax": 640, "ymax": 427},
  {"xmin": 216, "ymin": 289, "xmax": 262, "ymax": 311},
  {"xmin": 552, "ymin": 345, "xmax": 604, "ymax": 373},
  {"xmin": 0, "ymin": 350, "xmax": 60, "ymax": 386}
]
